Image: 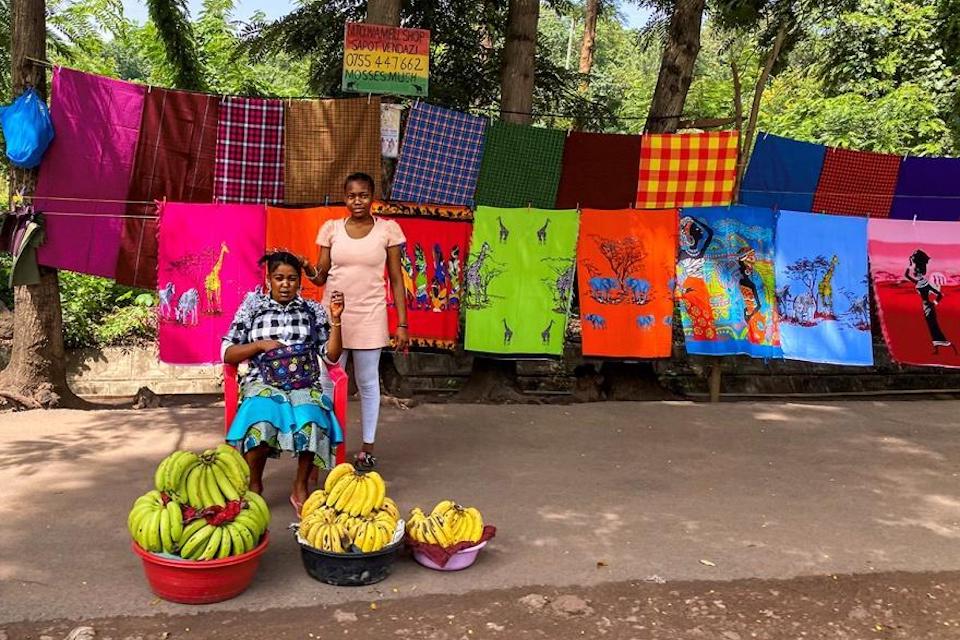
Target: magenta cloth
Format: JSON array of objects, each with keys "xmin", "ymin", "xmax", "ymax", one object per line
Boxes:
[
  {"xmin": 405, "ymin": 526, "xmax": 497, "ymax": 568},
  {"xmin": 158, "ymin": 202, "xmax": 266, "ymax": 365},
  {"xmin": 34, "ymin": 68, "xmax": 145, "ymax": 277}
]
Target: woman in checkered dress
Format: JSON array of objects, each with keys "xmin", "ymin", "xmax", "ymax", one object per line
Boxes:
[{"xmin": 223, "ymin": 251, "xmax": 345, "ymax": 512}]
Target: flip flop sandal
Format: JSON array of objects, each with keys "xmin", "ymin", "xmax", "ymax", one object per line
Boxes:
[{"xmin": 354, "ymin": 451, "xmax": 377, "ymax": 471}]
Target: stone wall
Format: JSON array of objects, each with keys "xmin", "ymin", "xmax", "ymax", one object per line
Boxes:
[{"xmin": 51, "ymin": 341, "xmax": 960, "ymax": 399}]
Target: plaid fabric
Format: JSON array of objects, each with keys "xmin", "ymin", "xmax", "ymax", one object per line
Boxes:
[
  {"xmin": 215, "ymin": 97, "xmax": 285, "ymax": 204},
  {"xmin": 636, "ymin": 132, "xmax": 739, "ymax": 209},
  {"xmin": 285, "ymin": 97, "xmax": 381, "ymax": 203},
  {"xmin": 223, "ymin": 291, "xmax": 330, "ymax": 386},
  {"xmin": 812, "ymin": 147, "xmax": 902, "ymax": 218},
  {"xmin": 476, "ymin": 120, "xmax": 566, "ymax": 209},
  {"xmin": 391, "ymin": 103, "xmax": 486, "ymax": 206}
]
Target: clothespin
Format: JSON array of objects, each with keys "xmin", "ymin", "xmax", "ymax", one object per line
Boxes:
[
  {"xmin": 367, "ymin": 93, "xmax": 372, "ymax": 104},
  {"xmin": 566, "ymin": 129, "xmax": 572, "ymax": 138},
  {"xmin": 912, "ymin": 213, "xmax": 918, "ymax": 226},
  {"xmin": 324, "ymin": 195, "xmax": 330, "ymax": 206},
  {"xmin": 527, "ymin": 200, "xmax": 532, "ymax": 213}
]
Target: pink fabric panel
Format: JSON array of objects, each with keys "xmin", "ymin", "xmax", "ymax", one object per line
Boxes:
[
  {"xmin": 35, "ymin": 68, "xmax": 146, "ymax": 278},
  {"xmin": 158, "ymin": 202, "xmax": 266, "ymax": 365}
]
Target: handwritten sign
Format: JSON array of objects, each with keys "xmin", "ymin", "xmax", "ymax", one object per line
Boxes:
[{"xmin": 342, "ymin": 23, "xmax": 430, "ymax": 97}]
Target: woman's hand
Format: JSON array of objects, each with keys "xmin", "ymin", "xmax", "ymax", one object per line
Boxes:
[
  {"xmin": 395, "ymin": 326, "xmax": 409, "ymax": 351},
  {"xmin": 257, "ymin": 339, "xmax": 285, "ymax": 353},
  {"xmin": 329, "ymin": 291, "xmax": 344, "ymax": 320}
]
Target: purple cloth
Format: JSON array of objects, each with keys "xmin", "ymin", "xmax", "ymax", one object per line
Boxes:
[
  {"xmin": 34, "ymin": 68, "xmax": 145, "ymax": 277},
  {"xmin": 890, "ymin": 156, "xmax": 960, "ymax": 222}
]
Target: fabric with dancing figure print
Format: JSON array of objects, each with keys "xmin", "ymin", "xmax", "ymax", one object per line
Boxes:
[
  {"xmin": 158, "ymin": 203, "xmax": 266, "ymax": 365},
  {"xmin": 464, "ymin": 206, "xmax": 580, "ymax": 356},
  {"xmin": 868, "ymin": 219, "xmax": 960, "ymax": 368},
  {"xmin": 676, "ymin": 205, "xmax": 782, "ymax": 358},
  {"xmin": 577, "ymin": 208, "xmax": 678, "ymax": 358},
  {"xmin": 384, "ymin": 216, "xmax": 473, "ymax": 350},
  {"xmin": 775, "ymin": 211, "xmax": 873, "ymax": 366}
]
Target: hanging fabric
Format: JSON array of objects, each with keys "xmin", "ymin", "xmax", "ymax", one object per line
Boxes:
[
  {"xmin": 157, "ymin": 202, "xmax": 266, "ymax": 365},
  {"xmin": 554, "ymin": 131, "xmax": 643, "ymax": 210},
  {"xmin": 34, "ymin": 68, "xmax": 146, "ymax": 278},
  {"xmin": 775, "ymin": 210, "xmax": 873, "ymax": 366},
  {"xmin": 475, "ymin": 121, "xmax": 566, "ymax": 209},
  {"xmin": 265, "ymin": 204, "xmax": 348, "ymax": 301},
  {"xmin": 214, "ymin": 97, "xmax": 285, "ymax": 204},
  {"xmin": 463, "ymin": 206, "xmax": 579, "ymax": 356},
  {"xmin": 676, "ymin": 205, "xmax": 781, "ymax": 358},
  {"xmin": 576, "ymin": 208, "xmax": 678, "ymax": 358},
  {"xmin": 636, "ymin": 132, "xmax": 739, "ymax": 209},
  {"xmin": 372, "ymin": 201, "xmax": 474, "ymax": 220},
  {"xmin": 284, "ymin": 97, "xmax": 381, "ymax": 203},
  {"xmin": 869, "ymin": 218, "xmax": 960, "ymax": 368},
  {"xmin": 381, "ymin": 214, "xmax": 473, "ymax": 350},
  {"xmin": 391, "ymin": 103, "xmax": 487, "ymax": 207},
  {"xmin": 1, "ymin": 207, "xmax": 45, "ymax": 286},
  {"xmin": 811, "ymin": 147, "xmax": 901, "ymax": 218},
  {"xmin": 117, "ymin": 89, "xmax": 220, "ymax": 289},
  {"xmin": 739, "ymin": 133, "xmax": 826, "ymax": 212},
  {"xmin": 890, "ymin": 156, "xmax": 960, "ymax": 221}
]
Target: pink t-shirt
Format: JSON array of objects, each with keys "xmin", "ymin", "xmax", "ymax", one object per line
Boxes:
[{"xmin": 317, "ymin": 216, "xmax": 406, "ymax": 349}]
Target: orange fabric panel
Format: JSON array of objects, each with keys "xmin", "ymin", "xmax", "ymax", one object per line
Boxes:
[
  {"xmin": 577, "ymin": 208, "xmax": 679, "ymax": 358},
  {"xmin": 265, "ymin": 205, "xmax": 348, "ymax": 301}
]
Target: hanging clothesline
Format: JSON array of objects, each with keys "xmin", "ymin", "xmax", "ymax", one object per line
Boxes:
[{"xmin": 18, "ymin": 194, "xmax": 158, "ymax": 206}]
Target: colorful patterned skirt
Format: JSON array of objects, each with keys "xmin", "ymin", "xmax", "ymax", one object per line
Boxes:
[{"xmin": 225, "ymin": 382, "xmax": 343, "ymax": 469}]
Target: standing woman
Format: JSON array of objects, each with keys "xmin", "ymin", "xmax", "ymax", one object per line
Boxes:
[{"xmin": 303, "ymin": 173, "xmax": 409, "ymax": 470}]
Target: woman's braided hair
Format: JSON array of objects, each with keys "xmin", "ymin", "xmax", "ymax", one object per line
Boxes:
[{"xmin": 258, "ymin": 250, "xmax": 303, "ymax": 275}]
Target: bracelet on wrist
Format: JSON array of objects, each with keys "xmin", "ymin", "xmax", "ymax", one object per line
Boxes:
[
  {"xmin": 330, "ymin": 321, "xmax": 342, "ymax": 327},
  {"xmin": 397, "ymin": 323, "xmax": 408, "ymax": 328}
]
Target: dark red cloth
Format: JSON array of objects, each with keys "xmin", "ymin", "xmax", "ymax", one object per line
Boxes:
[
  {"xmin": 116, "ymin": 89, "xmax": 219, "ymax": 288},
  {"xmin": 406, "ymin": 525, "xmax": 497, "ymax": 568},
  {"xmin": 555, "ymin": 131, "xmax": 643, "ymax": 209},
  {"xmin": 812, "ymin": 147, "xmax": 902, "ymax": 218}
]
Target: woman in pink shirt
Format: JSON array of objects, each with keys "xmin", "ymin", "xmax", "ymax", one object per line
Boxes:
[{"xmin": 304, "ymin": 173, "xmax": 409, "ymax": 470}]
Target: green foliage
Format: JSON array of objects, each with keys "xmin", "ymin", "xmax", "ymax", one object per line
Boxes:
[
  {"xmin": 57, "ymin": 271, "xmax": 157, "ymax": 348},
  {"xmin": 145, "ymin": 0, "xmax": 205, "ymax": 90}
]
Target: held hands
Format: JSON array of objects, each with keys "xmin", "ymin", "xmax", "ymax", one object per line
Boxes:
[{"xmin": 329, "ymin": 291, "xmax": 345, "ymax": 321}]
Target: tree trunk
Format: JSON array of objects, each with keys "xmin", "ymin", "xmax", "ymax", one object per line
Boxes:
[
  {"xmin": 500, "ymin": 0, "xmax": 540, "ymax": 124},
  {"xmin": 366, "ymin": 0, "xmax": 401, "ymax": 27},
  {"xmin": 0, "ymin": 0, "xmax": 83, "ymax": 409},
  {"xmin": 644, "ymin": 0, "xmax": 706, "ymax": 133},
  {"xmin": 578, "ymin": 0, "xmax": 600, "ymax": 87}
]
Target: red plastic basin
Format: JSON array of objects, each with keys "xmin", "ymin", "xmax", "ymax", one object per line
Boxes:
[{"xmin": 131, "ymin": 532, "xmax": 269, "ymax": 604}]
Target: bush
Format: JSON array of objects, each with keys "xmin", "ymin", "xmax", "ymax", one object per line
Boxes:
[{"xmin": 0, "ymin": 256, "xmax": 158, "ymax": 349}]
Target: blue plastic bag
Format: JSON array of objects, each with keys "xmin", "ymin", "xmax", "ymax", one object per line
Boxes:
[{"xmin": 0, "ymin": 88, "xmax": 54, "ymax": 169}]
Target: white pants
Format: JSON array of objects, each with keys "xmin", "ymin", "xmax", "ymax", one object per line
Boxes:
[{"xmin": 321, "ymin": 348, "xmax": 382, "ymax": 445}]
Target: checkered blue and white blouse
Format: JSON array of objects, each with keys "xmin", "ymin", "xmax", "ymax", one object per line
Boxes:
[{"xmin": 222, "ymin": 290, "xmax": 332, "ymax": 386}]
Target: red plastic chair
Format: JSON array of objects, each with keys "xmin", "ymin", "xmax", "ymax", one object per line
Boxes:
[{"xmin": 223, "ymin": 363, "xmax": 349, "ymax": 466}]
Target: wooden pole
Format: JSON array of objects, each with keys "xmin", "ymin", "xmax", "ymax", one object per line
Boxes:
[
  {"xmin": 709, "ymin": 362, "xmax": 722, "ymax": 403},
  {"xmin": 737, "ymin": 24, "xmax": 787, "ymax": 190}
]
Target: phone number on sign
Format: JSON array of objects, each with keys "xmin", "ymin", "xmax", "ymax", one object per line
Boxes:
[{"xmin": 344, "ymin": 53, "xmax": 426, "ymax": 73}]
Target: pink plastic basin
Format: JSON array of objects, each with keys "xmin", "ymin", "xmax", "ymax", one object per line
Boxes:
[
  {"xmin": 131, "ymin": 532, "xmax": 269, "ymax": 604},
  {"xmin": 413, "ymin": 540, "xmax": 487, "ymax": 571}
]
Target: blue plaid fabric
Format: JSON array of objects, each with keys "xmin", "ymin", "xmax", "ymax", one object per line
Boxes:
[{"xmin": 391, "ymin": 103, "xmax": 487, "ymax": 207}]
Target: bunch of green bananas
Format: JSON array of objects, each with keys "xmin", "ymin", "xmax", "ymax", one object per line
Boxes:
[
  {"xmin": 182, "ymin": 445, "xmax": 251, "ymax": 509},
  {"xmin": 154, "ymin": 445, "xmax": 249, "ymax": 509},
  {"xmin": 177, "ymin": 493, "xmax": 270, "ymax": 561},
  {"xmin": 407, "ymin": 500, "xmax": 484, "ymax": 547},
  {"xmin": 322, "ymin": 463, "xmax": 387, "ymax": 518},
  {"xmin": 128, "ymin": 490, "xmax": 184, "ymax": 554}
]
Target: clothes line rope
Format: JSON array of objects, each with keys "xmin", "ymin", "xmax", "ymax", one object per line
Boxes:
[
  {"xmin": 40, "ymin": 211, "xmax": 158, "ymax": 220},
  {"xmin": 19, "ymin": 194, "xmax": 158, "ymax": 206}
]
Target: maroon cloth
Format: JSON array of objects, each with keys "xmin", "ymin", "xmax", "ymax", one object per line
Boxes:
[
  {"xmin": 117, "ymin": 89, "xmax": 219, "ymax": 289},
  {"xmin": 555, "ymin": 131, "xmax": 643, "ymax": 209},
  {"xmin": 812, "ymin": 147, "xmax": 902, "ymax": 218},
  {"xmin": 406, "ymin": 525, "xmax": 496, "ymax": 568}
]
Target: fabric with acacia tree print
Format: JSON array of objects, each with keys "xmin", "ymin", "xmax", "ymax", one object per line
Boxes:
[
  {"xmin": 775, "ymin": 211, "xmax": 873, "ymax": 366},
  {"xmin": 577, "ymin": 208, "xmax": 678, "ymax": 358}
]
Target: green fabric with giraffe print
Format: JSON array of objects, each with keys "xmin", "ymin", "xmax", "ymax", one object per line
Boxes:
[{"xmin": 464, "ymin": 206, "xmax": 579, "ymax": 355}]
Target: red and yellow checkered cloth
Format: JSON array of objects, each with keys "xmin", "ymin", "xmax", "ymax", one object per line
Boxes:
[{"xmin": 636, "ymin": 131, "xmax": 739, "ymax": 209}]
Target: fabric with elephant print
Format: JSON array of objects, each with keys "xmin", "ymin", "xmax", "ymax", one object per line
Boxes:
[
  {"xmin": 464, "ymin": 206, "xmax": 579, "ymax": 356},
  {"xmin": 158, "ymin": 202, "xmax": 266, "ymax": 364},
  {"xmin": 676, "ymin": 205, "xmax": 782, "ymax": 358},
  {"xmin": 577, "ymin": 208, "xmax": 678, "ymax": 358},
  {"xmin": 869, "ymin": 219, "xmax": 960, "ymax": 368},
  {"xmin": 775, "ymin": 211, "xmax": 873, "ymax": 366},
  {"xmin": 384, "ymin": 216, "xmax": 473, "ymax": 350}
]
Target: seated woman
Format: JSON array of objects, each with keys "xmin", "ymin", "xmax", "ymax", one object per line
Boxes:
[{"xmin": 222, "ymin": 250, "xmax": 345, "ymax": 515}]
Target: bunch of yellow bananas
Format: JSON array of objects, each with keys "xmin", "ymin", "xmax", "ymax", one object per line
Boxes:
[
  {"xmin": 297, "ymin": 463, "xmax": 400, "ymax": 554},
  {"xmin": 406, "ymin": 500, "xmax": 484, "ymax": 548}
]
